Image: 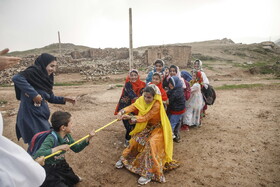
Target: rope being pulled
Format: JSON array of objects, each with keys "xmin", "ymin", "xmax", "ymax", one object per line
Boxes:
[{"xmin": 45, "ymin": 119, "xmax": 118, "ymax": 159}]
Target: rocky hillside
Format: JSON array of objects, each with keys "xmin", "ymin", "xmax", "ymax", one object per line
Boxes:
[
  {"xmin": 3, "ymin": 44, "xmax": 147, "ymax": 84},
  {"xmin": 139, "ymin": 38, "xmax": 280, "ymax": 77},
  {"xmin": 2, "ymin": 39, "xmax": 280, "ymax": 84},
  {"xmin": 180, "ymin": 38, "xmax": 279, "ymax": 64},
  {"xmin": 138, "ymin": 38, "xmax": 280, "ymax": 65}
]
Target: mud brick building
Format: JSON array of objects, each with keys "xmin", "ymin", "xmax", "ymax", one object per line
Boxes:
[{"xmin": 146, "ymin": 45, "xmax": 192, "ymax": 68}]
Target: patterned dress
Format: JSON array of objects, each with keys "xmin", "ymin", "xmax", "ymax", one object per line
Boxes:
[
  {"xmin": 121, "ymin": 101, "xmax": 175, "ymax": 182},
  {"xmin": 183, "ymin": 83, "xmax": 205, "ymax": 126}
]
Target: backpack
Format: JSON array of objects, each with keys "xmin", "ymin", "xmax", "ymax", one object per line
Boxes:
[
  {"xmin": 27, "ymin": 130, "xmax": 58, "ymax": 157},
  {"xmin": 201, "ymin": 84, "xmax": 216, "ymax": 105}
]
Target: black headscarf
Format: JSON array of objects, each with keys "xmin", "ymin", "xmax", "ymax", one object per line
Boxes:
[{"xmin": 15, "ymin": 53, "xmax": 57, "ymax": 100}]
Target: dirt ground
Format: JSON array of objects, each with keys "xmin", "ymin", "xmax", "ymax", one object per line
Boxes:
[{"xmin": 1, "ymin": 67, "xmax": 280, "ymax": 187}]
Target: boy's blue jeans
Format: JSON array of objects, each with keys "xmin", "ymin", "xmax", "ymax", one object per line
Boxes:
[{"xmin": 168, "ymin": 114, "xmax": 183, "ymax": 135}]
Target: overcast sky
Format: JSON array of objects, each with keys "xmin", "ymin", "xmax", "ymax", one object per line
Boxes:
[{"xmin": 1, "ymin": 0, "xmax": 279, "ymax": 51}]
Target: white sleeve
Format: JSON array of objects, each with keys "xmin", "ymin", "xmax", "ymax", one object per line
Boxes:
[
  {"xmin": 191, "ymin": 83, "xmax": 201, "ymax": 93},
  {"xmin": 0, "ymin": 136, "xmax": 46, "ymax": 187}
]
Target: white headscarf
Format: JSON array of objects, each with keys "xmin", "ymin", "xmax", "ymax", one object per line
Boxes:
[
  {"xmin": 193, "ymin": 59, "xmax": 209, "ymax": 88},
  {"xmin": 148, "ymin": 83, "xmax": 161, "ymax": 95},
  {"xmin": 0, "ymin": 113, "xmax": 46, "ymax": 187},
  {"xmin": 194, "ymin": 59, "xmax": 203, "ymax": 71}
]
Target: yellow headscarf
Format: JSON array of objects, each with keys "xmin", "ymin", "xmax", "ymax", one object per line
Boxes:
[{"xmin": 130, "ymin": 84, "xmax": 173, "ymax": 162}]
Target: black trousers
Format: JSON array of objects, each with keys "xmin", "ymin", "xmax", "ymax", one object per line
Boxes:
[
  {"xmin": 41, "ymin": 160, "xmax": 79, "ymax": 187},
  {"xmin": 122, "ymin": 119, "xmax": 135, "ymax": 141}
]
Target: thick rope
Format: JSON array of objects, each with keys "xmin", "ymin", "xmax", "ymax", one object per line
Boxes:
[{"xmin": 45, "ymin": 119, "xmax": 118, "ymax": 159}]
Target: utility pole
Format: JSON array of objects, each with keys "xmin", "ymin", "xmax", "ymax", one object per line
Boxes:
[
  {"xmin": 58, "ymin": 31, "xmax": 62, "ymax": 57},
  {"xmin": 129, "ymin": 8, "xmax": 133, "ymax": 70}
]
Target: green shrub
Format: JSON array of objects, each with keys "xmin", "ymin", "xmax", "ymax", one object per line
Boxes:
[
  {"xmin": 216, "ymin": 84, "xmax": 263, "ymax": 90},
  {"xmin": 54, "ymin": 82, "xmax": 85, "ymax": 86}
]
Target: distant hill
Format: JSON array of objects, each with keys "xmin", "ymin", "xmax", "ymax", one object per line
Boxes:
[
  {"xmin": 2, "ymin": 38, "xmax": 280, "ymax": 83},
  {"xmin": 186, "ymin": 39, "xmax": 280, "ymax": 64},
  {"xmin": 8, "ymin": 38, "xmax": 280, "ymax": 65},
  {"xmin": 138, "ymin": 38, "xmax": 279, "ymax": 64},
  {"xmin": 9, "ymin": 43, "xmax": 90, "ymax": 57}
]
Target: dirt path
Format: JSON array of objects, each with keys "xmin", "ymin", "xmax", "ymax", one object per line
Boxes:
[{"xmin": 1, "ymin": 73, "xmax": 280, "ymax": 187}]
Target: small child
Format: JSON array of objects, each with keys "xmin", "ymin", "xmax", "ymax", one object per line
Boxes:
[
  {"xmin": 162, "ymin": 67, "xmax": 170, "ymax": 91},
  {"xmin": 167, "ymin": 76, "xmax": 186, "ymax": 143},
  {"xmin": 169, "ymin": 65, "xmax": 186, "ymax": 89},
  {"xmin": 146, "ymin": 59, "xmax": 165, "ymax": 84},
  {"xmin": 150, "ymin": 72, "xmax": 168, "ymax": 102},
  {"xmin": 193, "ymin": 59, "xmax": 209, "ymax": 116},
  {"xmin": 33, "ymin": 111, "xmax": 95, "ymax": 187}
]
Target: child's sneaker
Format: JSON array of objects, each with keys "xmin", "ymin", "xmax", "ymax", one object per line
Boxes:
[
  {"xmin": 124, "ymin": 140, "xmax": 129, "ymax": 147},
  {"xmin": 138, "ymin": 176, "xmax": 151, "ymax": 185},
  {"xmin": 173, "ymin": 134, "xmax": 181, "ymax": 143},
  {"xmin": 115, "ymin": 159, "xmax": 124, "ymax": 169},
  {"xmin": 78, "ymin": 175, "xmax": 83, "ymax": 182}
]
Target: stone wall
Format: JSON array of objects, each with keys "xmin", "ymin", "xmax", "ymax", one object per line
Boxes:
[
  {"xmin": 146, "ymin": 45, "xmax": 192, "ymax": 68},
  {"xmin": 71, "ymin": 48, "xmax": 129, "ymax": 60}
]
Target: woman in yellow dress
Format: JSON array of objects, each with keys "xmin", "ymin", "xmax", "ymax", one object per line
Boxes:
[{"xmin": 115, "ymin": 84, "xmax": 178, "ymax": 185}]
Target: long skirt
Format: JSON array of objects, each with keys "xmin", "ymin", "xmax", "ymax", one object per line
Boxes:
[
  {"xmin": 182, "ymin": 93, "xmax": 204, "ymax": 126},
  {"xmin": 121, "ymin": 124, "xmax": 166, "ymax": 182}
]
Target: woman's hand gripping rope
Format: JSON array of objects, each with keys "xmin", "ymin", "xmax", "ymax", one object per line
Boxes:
[
  {"xmin": 44, "ymin": 119, "xmax": 119, "ymax": 159},
  {"xmin": 117, "ymin": 110, "xmax": 136, "ymax": 123}
]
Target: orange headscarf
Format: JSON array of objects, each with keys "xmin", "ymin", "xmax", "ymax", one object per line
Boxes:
[
  {"xmin": 125, "ymin": 69, "xmax": 146, "ymax": 96},
  {"xmin": 114, "ymin": 69, "xmax": 145, "ymax": 115},
  {"xmin": 150, "ymin": 72, "xmax": 168, "ymax": 101}
]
